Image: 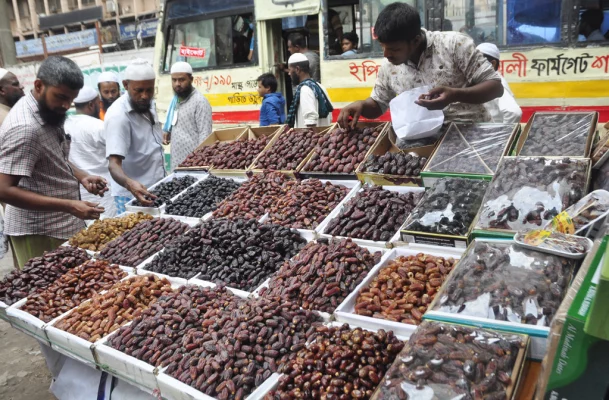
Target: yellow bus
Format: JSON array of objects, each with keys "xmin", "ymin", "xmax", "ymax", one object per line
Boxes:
[{"xmin": 152, "ymin": 0, "xmax": 609, "ymax": 126}]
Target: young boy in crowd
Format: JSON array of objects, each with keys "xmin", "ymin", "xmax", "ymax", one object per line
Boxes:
[{"xmin": 257, "ymin": 73, "xmax": 286, "ymax": 126}]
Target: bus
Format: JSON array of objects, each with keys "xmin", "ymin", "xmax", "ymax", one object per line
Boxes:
[{"xmin": 152, "ymin": 0, "xmax": 609, "ymax": 127}]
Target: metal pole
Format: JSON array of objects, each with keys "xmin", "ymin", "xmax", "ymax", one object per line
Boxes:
[
  {"xmin": 0, "ymin": 0, "xmax": 17, "ymax": 65},
  {"xmin": 95, "ymin": 20, "xmax": 103, "ymax": 54},
  {"xmin": 41, "ymin": 34, "xmax": 48, "ymax": 58}
]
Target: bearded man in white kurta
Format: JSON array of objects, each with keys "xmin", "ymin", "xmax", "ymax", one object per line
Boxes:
[{"xmin": 163, "ymin": 62, "xmax": 213, "ymax": 171}]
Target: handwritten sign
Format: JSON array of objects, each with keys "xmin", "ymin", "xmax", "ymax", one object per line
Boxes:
[
  {"xmin": 179, "ymin": 46, "xmax": 206, "ymax": 59},
  {"xmin": 227, "ymin": 92, "xmax": 261, "ymax": 105}
]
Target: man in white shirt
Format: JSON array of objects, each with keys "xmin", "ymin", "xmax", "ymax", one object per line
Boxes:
[
  {"xmin": 579, "ymin": 9, "xmax": 606, "ymax": 41},
  {"xmin": 65, "ymin": 87, "xmax": 117, "ymax": 218},
  {"xmin": 285, "ymin": 53, "xmax": 333, "ymax": 128},
  {"xmin": 477, "ymin": 43, "xmax": 522, "ymax": 125}
]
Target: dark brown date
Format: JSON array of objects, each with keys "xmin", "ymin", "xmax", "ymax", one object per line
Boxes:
[
  {"xmin": 520, "ymin": 113, "xmax": 594, "ymax": 157},
  {"xmin": 362, "ymin": 152, "xmax": 426, "ymax": 176},
  {"xmin": 255, "ymin": 128, "xmax": 326, "ymax": 170},
  {"xmin": 211, "ymin": 135, "xmax": 272, "ymax": 170}
]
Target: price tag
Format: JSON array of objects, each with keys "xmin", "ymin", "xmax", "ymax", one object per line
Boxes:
[
  {"xmin": 551, "ymin": 211, "xmax": 575, "ymax": 234},
  {"xmin": 523, "ymin": 229, "xmax": 551, "ymax": 246}
]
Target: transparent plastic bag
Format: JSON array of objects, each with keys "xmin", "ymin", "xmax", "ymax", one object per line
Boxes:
[
  {"xmin": 476, "ymin": 157, "xmax": 589, "ymax": 232},
  {"xmin": 432, "ymin": 241, "xmax": 577, "ymax": 326},
  {"xmin": 390, "ymin": 86, "xmax": 444, "ymax": 141},
  {"xmin": 426, "ymin": 123, "xmax": 516, "ymax": 175},
  {"xmin": 520, "ymin": 113, "xmax": 595, "ymax": 157},
  {"xmin": 402, "ymin": 178, "xmax": 489, "ymax": 236},
  {"xmin": 372, "ymin": 320, "xmax": 528, "ymax": 400}
]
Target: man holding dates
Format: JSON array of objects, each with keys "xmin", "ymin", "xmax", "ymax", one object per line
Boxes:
[
  {"xmin": 0, "ymin": 56, "xmax": 108, "ymax": 267},
  {"xmin": 338, "ymin": 2, "xmax": 503, "ymax": 129}
]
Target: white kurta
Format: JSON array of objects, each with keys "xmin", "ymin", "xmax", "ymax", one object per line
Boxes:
[
  {"xmin": 64, "ymin": 114, "xmax": 117, "ymax": 218},
  {"xmin": 294, "ymin": 83, "xmax": 333, "ymax": 128},
  {"xmin": 484, "ymin": 76, "xmax": 523, "ymax": 124}
]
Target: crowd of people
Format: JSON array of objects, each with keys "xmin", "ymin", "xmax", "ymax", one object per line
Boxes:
[{"xmin": 0, "ymin": 1, "xmax": 554, "ymax": 269}]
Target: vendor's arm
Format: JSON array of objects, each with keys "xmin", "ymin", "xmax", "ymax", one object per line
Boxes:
[
  {"xmin": 108, "ymin": 156, "xmax": 156, "ymax": 206},
  {"xmin": 338, "ymin": 62, "xmax": 394, "ymax": 129},
  {"xmin": 417, "ymin": 34, "xmax": 503, "ymax": 110},
  {"xmin": 68, "ymin": 161, "xmax": 108, "ymax": 197},
  {"xmin": 105, "ymin": 110, "xmax": 156, "ymax": 206}
]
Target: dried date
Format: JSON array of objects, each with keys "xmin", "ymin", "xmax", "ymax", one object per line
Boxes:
[
  {"xmin": 132, "ymin": 175, "xmax": 197, "ymax": 207},
  {"xmin": 165, "ymin": 176, "xmax": 242, "ymax": 218},
  {"xmin": 520, "ymin": 113, "xmax": 594, "ymax": 157},
  {"xmin": 255, "ymin": 128, "xmax": 326, "ymax": 170},
  {"xmin": 68, "ymin": 212, "xmax": 153, "ymax": 251},
  {"xmin": 211, "ymin": 135, "xmax": 271, "ymax": 169},
  {"xmin": 362, "ymin": 152, "xmax": 426, "ymax": 176}
]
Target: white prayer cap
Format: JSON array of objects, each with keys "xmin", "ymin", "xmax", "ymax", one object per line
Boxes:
[
  {"xmin": 288, "ymin": 53, "xmax": 309, "ymax": 65},
  {"xmin": 477, "ymin": 43, "xmax": 500, "ymax": 60},
  {"xmin": 170, "ymin": 61, "xmax": 193, "ymax": 74},
  {"xmin": 97, "ymin": 71, "xmax": 120, "ymax": 84},
  {"xmin": 123, "ymin": 58, "xmax": 156, "ymax": 81},
  {"xmin": 73, "ymin": 86, "xmax": 99, "ymax": 104},
  {"xmin": 0, "ymin": 68, "xmax": 9, "ymax": 80}
]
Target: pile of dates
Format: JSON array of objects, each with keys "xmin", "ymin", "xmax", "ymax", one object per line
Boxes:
[
  {"xmin": 211, "ymin": 135, "xmax": 271, "ymax": 169},
  {"xmin": 54, "ymin": 274, "xmax": 173, "ymax": 341},
  {"xmin": 267, "ymin": 179, "xmax": 349, "ymax": 229},
  {"xmin": 260, "ymin": 238, "xmax": 382, "ymax": 313},
  {"xmin": 68, "ymin": 212, "xmax": 153, "ymax": 251},
  {"xmin": 112, "ymin": 288, "xmax": 323, "ymax": 400},
  {"xmin": 478, "ymin": 157, "xmax": 588, "ymax": 231},
  {"xmin": 362, "ymin": 151, "xmax": 426, "ymax": 176},
  {"xmin": 403, "ymin": 178, "xmax": 488, "ymax": 236},
  {"xmin": 0, "ymin": 247, "xmax": 89, "ymax": 305},
  {"xmin": 304, "ymin": 125, "xmax": 383, "ymax": 174},
  {"xmin": 213, "ymin": 172, "xmax": 291, "ymax": 220},
  {"xmin": 324, "ymin": 186, "xmax": 421, "ymax": 241},
  {"xmin": 98, "ymin": 218, "xmax": 189, "ymax": 267},
  {"xmin": 433, "ymin": 241, "xmax": 575, "ymax": 326},
  {"xmin": 145, "ymin": 218, "xmax": 307, "ymax": 290},
  {"xmin": 427, "ymin": 123, "xmax": 514, "ymax": 174},
  {"xmin": 520, "ymin": 113, "xmax": 595, "ymax": 157},
  {"xmin": 132, "ymin": 175, "xmax": 197, "ymax": 207},
  {"xmin": 179, "ymin": 141, "xmax": 232, "ymax": 168},
  {"xmin": 355, "ymin": 253, "xmax": 457, "ymax": 325},
  {"xmin": 22, "ymin": 260, "xmax": 127, "ymax": 322},
  {"xmin": 255, "ymin": 128, "xmax": 326, "ymax": 170},
  {"xmin": 266, "ymin": 324, "xmax": 404, "ymax": 400},
  {"xmin": 165, "ymin": 176, "xmax": 242, "ymax": 218},
  {"xmin": 373, "ymin": 321, "xmax": 526, "ymax": 400}
]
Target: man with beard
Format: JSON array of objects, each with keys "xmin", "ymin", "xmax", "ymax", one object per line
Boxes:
[
  {"xmin": 65, "ymin": 86, "xmax": 117, "ymax": 218},
  {"xmin": 106, "ymin": 59, "xmax": 165, "ymax": 213},
  {"xmin": 0, "ymin": 68, "xmax": 25, "ymax": 125},
  {"xmin": 338, "ymin": 2, "xmax": 503, "ymax": 129},
  {"xmin": 163, "ymin": 61, "xmax": 212, "ymax": 171},
  {"xmin": 97, "ymin": 71, "xmax": 121, "ymax": 120},
  {"xmin": 286, "ymin": 53, "xmax": 333, "ymax": 128},
  {"xmin": 0, "ymin": 56, "xmax": 108, "ymax": 267}
]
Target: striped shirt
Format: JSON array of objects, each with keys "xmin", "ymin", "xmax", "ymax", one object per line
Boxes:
[{"xmin": 0, "ymin": 92, "xmax": 85, "ymax": 239}]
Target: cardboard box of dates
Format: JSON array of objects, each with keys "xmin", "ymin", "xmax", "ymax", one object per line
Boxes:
[
  {"xmin": 300, "ymin": 121, "xmax": 388, "ymax": 180},
  {"xmin": 421, "ymin": 122, "xmax": 520, "ymax": 188},
  {"xmin": 515, "ymin": 112, "xmax": 598, "ymax": 158},
  {"xmin": 209, "ymin": 125, "xmax": 284, "ymax": 177},
  {"xmin": 399, "ymin": 177, "xmax": 490, "ymax": 248},
  {"xmin": 250, "ymin": 125, "xmax": 335, "ymax": 178},
  {"xmin": 370, "ymin": 320, "xmax": 529, "ymax": 400},
  {"xmin": 424, "ymin": 238, "xmax": 578, "ymax": 360},
  {"xmin": 536, "ymin": 236, "xmax": 607, "ymax": 400},
  {"xmin": 472, "ymin": 156, "xmax": 591, "ymax": 238},
  {"xmin": 356, "ymin": 128, "xmax": 432, "ymax": 187},
  {"xmin": 176, "ymin": 126, "xmax": 249, "ymax": 171}
]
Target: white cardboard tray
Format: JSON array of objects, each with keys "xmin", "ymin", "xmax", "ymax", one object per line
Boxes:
[
  {"xmin": 334, "ymin": 246, "xmax": 465, "ymax": 339},
  {"xmin": 315, "ymin": 185, "xmax": 425, "ymax": 248},
  {"xmin": 126, "ymin": 172, "xmax": 208, "ymax": 216}
]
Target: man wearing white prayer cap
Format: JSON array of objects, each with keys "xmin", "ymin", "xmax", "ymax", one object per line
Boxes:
[
  {"xmin": 105, "ymin": 58, "xmax": 165, "ymax": 213},
  {"xmin": 163, "ymin": 61, "xmax": 212, "ymax": 171},
  {"xmin": 97, "ymin": 70, "xmax": 121, "ymax": 121},
  {"xmin": 286, "ymin": 53, "xmax": 333, "ymax": 128},
  {"xmin": 0, "ymin": 68, "xmax": 24, "ymax": 125},
  {"xmin": 65, "ymin": 86, "xmax": 117, "ymax": 219},
  {"xmin": 476, "ymin": 43, "xmax": 522, "ymax": 124}
]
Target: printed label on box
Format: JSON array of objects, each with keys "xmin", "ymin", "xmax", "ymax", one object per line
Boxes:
[{"xmin": 401, "ymin": 233, "xmax": 466, "ymax": 248}]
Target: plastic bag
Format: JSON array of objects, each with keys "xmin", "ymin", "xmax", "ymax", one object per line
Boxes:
[
  {"xmin": 390, "ymin": 86, "xmax": 444, "ymax": 141},
  {"xmin": 520, "ymin": 112, "xmax": 595, "ymax": 157},
  {"xmin": 372, "ymin": 320, "xmax": 528, "ymax": 400},
  {"xmin": 431, "ymin": 241, "xmax": 577, "ymax": 326},
  {"xmin": 426, "ymin": 123, "xmax": 516, "ymax": 175},
  {"xmin": 402, "ymin": 178, "xmax": 489, "ymax": 236},
  {"xmin": 476, "ymin": 157, "xmax": 589, "ymax": 232}
]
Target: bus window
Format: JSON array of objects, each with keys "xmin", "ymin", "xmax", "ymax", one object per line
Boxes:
[
  {"xmin": 163, "ymin": 12, "xmax": 256, "ymax": 72},
  {"xmin": 577, "ymin": 8, "xmax": 609, "ymax": 42}
]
